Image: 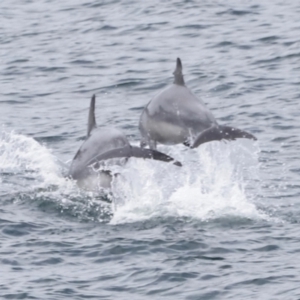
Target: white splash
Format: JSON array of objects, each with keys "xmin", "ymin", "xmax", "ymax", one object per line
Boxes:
[
  {"xmin": 0, "ymin": 129, "xmax": 266, "ymax": 224},
  {"xmin": 110, "ymin": 141, "xmax": 266, "ymax": 224},
  {"xmin": 0, "ymin": 129, "xmax": 62, "ymax": 186},
  {"xmin": 0, "ymin": 129, "xmax": 111, "ymax": 222}
]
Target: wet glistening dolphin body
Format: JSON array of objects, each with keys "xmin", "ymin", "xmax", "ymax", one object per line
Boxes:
[
  {"xmin": 68, "ymin": 95, "xmax": 181, "ymax": 190},
  {"xmin": 139, "ymin": 58, "xmax": 257, "ymax": 150}
]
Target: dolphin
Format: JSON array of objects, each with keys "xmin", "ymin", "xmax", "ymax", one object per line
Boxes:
[
  {"xmin": 68, "ymin": 95, "xmax": 181, "ymax": 190},
  {"xmin": 139, "ymin": 58, "xmax": 257, "ymax": 150}
]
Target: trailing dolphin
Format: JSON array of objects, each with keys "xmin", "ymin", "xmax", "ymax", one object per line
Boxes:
[
  {"xmin": 68, "ymin": 95, "xmax": 181, "ymax": 190},
  {"xmin": 139, "ymin": 58, "xmax": 257, "ymax": 150}
]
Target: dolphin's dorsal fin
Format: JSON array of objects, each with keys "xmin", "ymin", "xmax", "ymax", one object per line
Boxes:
[
  {"xmin": 87, "ymin": 94, "xmax": 97, "ymax": 137},
  {"xmin": 173, "ymin": 57, "xmax": 185, "ymax": 86}
]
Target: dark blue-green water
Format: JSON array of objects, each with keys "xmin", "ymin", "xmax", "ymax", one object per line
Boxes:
[{"xmin": 1, "ymin": 0, "xmax": 300, "ymax": 299}]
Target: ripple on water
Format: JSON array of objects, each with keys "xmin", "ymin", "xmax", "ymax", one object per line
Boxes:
[{"xmin": 1, "ymin": 0, "xmax": 300, "ymax": 298}]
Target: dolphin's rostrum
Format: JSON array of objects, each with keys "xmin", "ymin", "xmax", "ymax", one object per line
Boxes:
[
  {"xmin": 139, "ymin": 58, "xmax": 257, "ymax": 149},
  {"xmin": 68, "ymin": 95, "xmax": 181, "ymax": 190}
]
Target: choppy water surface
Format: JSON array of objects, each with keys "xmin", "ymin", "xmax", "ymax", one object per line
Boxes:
[{"xmin": 1, "ymin": 0, "xmax": 300, "ymax": 299}]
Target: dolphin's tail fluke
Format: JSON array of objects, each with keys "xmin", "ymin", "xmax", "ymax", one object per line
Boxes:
[
  {"xmin": 86, "ymin": 146, "xmax": 182, "ymax": 168},
  {"xmin": 191, "ymin": 125, "xmax": 257, "ymax": 148}
]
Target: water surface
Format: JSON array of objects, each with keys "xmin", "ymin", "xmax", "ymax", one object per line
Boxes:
[{"xmin": 1, "ymin": 0, "xmax": 300, "ymax": 299}]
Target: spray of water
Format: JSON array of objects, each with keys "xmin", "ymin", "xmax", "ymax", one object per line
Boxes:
[
  {"xmin": 0, "ymin": 129, "xmax": 62, "ymax": 188},
  {"xmin": 0, "ymin": 129, "xmax": 112, "ymax": 221},
  {"xmin": 110, "ymin": 141, "xmax": 267, "ymax": 224},
  {"xmin": 1, "ymin": 129, "xmax": 267, "ymax": 224}
]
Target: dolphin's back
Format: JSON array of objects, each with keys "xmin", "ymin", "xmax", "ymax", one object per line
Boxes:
[
  {"xmin": 150, "ymin": 84, "xmax": 216, "ymax": 126},
  {"xmin": 139, "ymin": 84, "xmax": 217, "ymax": 145}
]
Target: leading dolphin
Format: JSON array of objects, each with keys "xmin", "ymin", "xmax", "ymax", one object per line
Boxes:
[
  {"xmin": 139, "ymin": 58, "xmax": 257, "ymax": 149},
  {"xmin": 68, "ymin": 95, "xmax": 181, "ymax": 190}
]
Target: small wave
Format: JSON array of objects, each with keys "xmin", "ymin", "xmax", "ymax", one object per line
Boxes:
[
  {"xmin": 253, "ymin": 52, "xmax": 300, "ymax": 65},
  {"xmin": 255, "ymin": 35, "xmax": 280, "ymax": 43},
  {"xmin": 216, "ymin": 9, "xmax": 257, "ymax": 16}
]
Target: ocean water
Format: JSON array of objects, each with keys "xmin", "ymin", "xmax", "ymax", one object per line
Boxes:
[{"xmin": 1, "ymin": 0, "xmax": 300, "ymax": 299}]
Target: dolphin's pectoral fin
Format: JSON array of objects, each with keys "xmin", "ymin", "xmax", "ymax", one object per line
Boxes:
[
  {"xmin": 219, "ymin": 125, "xmax": 257, "ymax": 142},
  {"xmin": 191, "ymin": 126, "xmax": 222, "ymax": 148},
  {"xmin": 86, "ymin": 146, "xmax": 182, "ymax": 168},
  {"xmin": 130, "ymin": 146, "xmax": 182, "ymax": 167},
  {"xmin": 191, "ymin": 125, "xmax": 257, "ymax": 148}
]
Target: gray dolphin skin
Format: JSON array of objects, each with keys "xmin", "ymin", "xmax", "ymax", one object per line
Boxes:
[
  {"xmin": 68, "ymin": 95, "xmax": 182, "ymax": 189},
  {"xmin": 139, "ymin": 58, "xmax": 257, "ymax": 150}
]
